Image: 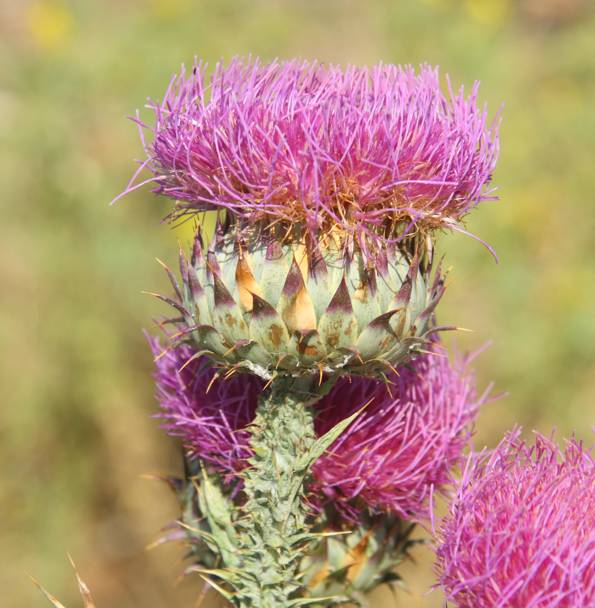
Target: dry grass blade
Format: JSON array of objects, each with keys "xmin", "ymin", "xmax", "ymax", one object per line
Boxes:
[
  {"xmin": 28, "ymin": 574, "xmax": 68, "ymax": 608},
  {"xmin": 29, "ymin": 556, "xmax": 96, "ymax": 608},
  {"xmin": 68, "ymin": 555, "xmax": 96, "ymax": 608}
]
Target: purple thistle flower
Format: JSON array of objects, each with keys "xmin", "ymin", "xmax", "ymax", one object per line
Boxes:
[
  {"xmin": 311, "ymin": 350, "xmax": 485, "ymax": 521},
  {"xmin": 150, "ymin": 337, "xmax": 260, "ymax": 480},
  {"xmin": 435, "ymin": 430, "xmax": 595, "ymax": 608},
  {"xmin": 123, "ymin": 58, "xmax": 500, "ymax": 252},
  {"xmin": 150, "ymin": 338, "xmax": 484, "ymax": 521}
]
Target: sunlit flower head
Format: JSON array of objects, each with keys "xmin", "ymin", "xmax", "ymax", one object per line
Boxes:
[
  {"xmin": 311, "ymin": 348, "xmax": 485, "ymax": 520},
  {"xmin": 149, "ymin": 337, "xmax": 259, "ymax": 479},
  {"xmin": 123, "ymin": 57, "xmax": 500, "ymax": 254},
  {"xmin": 435, "ymin": 430, "xmax": 595, "ymax": 608},
  {"xmin": 151, "ymin": 338, "xmax": 484, "ymax": 520}
]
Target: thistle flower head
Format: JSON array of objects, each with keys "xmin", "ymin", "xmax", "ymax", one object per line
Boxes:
[
  {"xmin": 151, "ymin": 338, "xmax": 483, "ymax": 521},
  {"xmin": 435, "ymin": 430, "xmax": 595, "ymax": 608},
  {"xmin": 150, "ymin": 337, "xmax": 259, "ymax": 479},
  {"xmin": 124, "ymin": 57, "xmax": 500, "ymax": 254},
  {"xmin": 311, "ymin": 347, "xmax": 484, "ymax": 521}
]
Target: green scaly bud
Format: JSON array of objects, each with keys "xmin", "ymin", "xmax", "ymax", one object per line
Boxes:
[
  {"xmin": 160, "ymin": 228, "xmax": 444, "ymax": 383},
  {"xmin": 300, "ymin": 512, "xmax": 421, "ymax": 605}
]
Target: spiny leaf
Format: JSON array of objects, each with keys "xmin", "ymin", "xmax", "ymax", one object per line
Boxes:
[
  {"xmin": 235, "ymin": 340, "xmax": 275, "ymax": 368},
  {"xmin": 197, "ymin": 466, "xmax": 239, "ymax": 567},
  {"xmin": 211, "ymin": 274, "xmax": 249, "ymax": 344},
  {"xmin": 394, "ymin": 254, "xmax": 419, "ymax": 308},
  {"xmin": 197, "ymin": 574, "xmax": 234, "ymax": 601},
  {"xmin": 287, "ymin": 593, "xmax": 351, "ymax": 606},
  {"xmin": 292, "ymin": 530, "xmax": 351, "ymax": 544},
  {"xmin": 191, "ymin": 231, "xmax": 205, "ymax": 267},
  {"xmin": 186, "ymin": 566, "xmax": 237, "ymax": 583},
  {"xmin": 187, "ymin": 268, "xmax": 211, "ymax": 323},
  {"xmin": 195, "ymin": 325, "xmax": 227, "ymax": 356},
  {"xmin": 300, "ymin": 403, "xmax": 368, "ymax": 470},
  {"xmin": 177, "ymin": 519, "xmax": 220, "ymax": 548}
]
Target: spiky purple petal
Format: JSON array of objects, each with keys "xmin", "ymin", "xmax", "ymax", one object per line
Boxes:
[
  {"xmin": 311, "ymin": 351, "xmax": 484, "ymax": 521},
  {"xmin": 124, "ymin": 58, "xmax": 500, "ymax": 251},
  {"xmin": 149, "ymin": 337, "xmax": 260, "ymax": 480}
]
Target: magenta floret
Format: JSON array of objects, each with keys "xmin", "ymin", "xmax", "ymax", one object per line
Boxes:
[
  {"xmin": 312, "ymin": 350, "xmax": 484, "ymax": 520},
  {"xmin": 151, "ymin": 338, "xmax": 483, "ymax": 520},
  {"xmin": 435, "ymin": 430, "xmax": 595, "ymax": 608},
  {"xmin": 124, "ymin": 58, "xmax": 499, "ymax": 249},
  {"xmin": 150, "ymin": 338, "xmax": 260, "ymax": 479}
]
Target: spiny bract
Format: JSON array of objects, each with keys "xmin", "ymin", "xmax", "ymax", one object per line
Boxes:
[{"xmin": 156, "ymin": 228, "xmax": 444, "ymax": 381}]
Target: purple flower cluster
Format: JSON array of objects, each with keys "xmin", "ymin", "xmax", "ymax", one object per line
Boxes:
[
  {"xmin": 125, "ymin": 58, "xmax": 499, "ymax": 250},
  {"xmin": 151, "ymin": 338, "xmax": 484, "ymax": 521},
  {"xmin": 435, "ymin": 430, "xmax": 595, "ymax": 608},
  {"xmin": 311, "ymin": 351, "xmax": 485, "ymax": 521},
  {"xmin": 150, "ymin": 338, "xmax": 259, "ymax": 479}
]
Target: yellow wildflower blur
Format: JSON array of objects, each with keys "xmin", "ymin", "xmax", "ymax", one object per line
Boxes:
[
  {"xmin": 149, "ymin": 0, "xmax": 192, "ymax": 19},
  {"xmin": 172, "ymin": 211, "xmax": 217, "ymax": 247},
  {"xmin": 464, "ymin": 0, "xmax": 511, "ymax": 26},
  {"xmin": 26, "ymin": 0, "xmax": 74, "ymax": 51}
]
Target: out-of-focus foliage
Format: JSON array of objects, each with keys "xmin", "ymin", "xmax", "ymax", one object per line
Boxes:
[{"xmin": 1, "ymin": 1, "xmax": 593, "ymax": 607}]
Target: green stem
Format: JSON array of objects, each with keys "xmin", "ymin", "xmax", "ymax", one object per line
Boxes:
[
  {"xmin": 189, "ymin": 376, "xmax": 358, "ymax": 606},
  {"xmin": 234, "ymin": 378, "xmax": 321, "ymax": 607}
]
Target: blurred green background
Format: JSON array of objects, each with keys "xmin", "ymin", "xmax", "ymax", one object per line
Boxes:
[{"xmin": 1, "ymin": 0, "xmax": 594, "ymax": 606}]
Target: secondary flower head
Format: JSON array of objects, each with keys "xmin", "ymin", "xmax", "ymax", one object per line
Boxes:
[
  {"xmin": 435, "ymin": 430, "xmax": 595, "ymax": 608},
  {"xmin": 151, "ymin": 338, "xmax": 484, "ymax": 521},
  {"xmin": 311, "ymin": 349, "xmax": 485, "ymax": 520},
  {"xmin": 150, "ymin": 337, "xmax": 258, "ymax": 478},
  {"xmin": 124, "ymin": 57, "xmax": 500, "ymax": 254}
]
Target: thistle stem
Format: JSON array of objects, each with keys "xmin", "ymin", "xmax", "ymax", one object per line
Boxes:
[{"xmin": 234, "ymin": 378, "xmax": 323, "ymax": 607}]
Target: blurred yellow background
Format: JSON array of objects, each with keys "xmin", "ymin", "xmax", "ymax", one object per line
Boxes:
[{"xmin": 1, "ymin": 0, "xmax": 594, "ymax": 606}]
